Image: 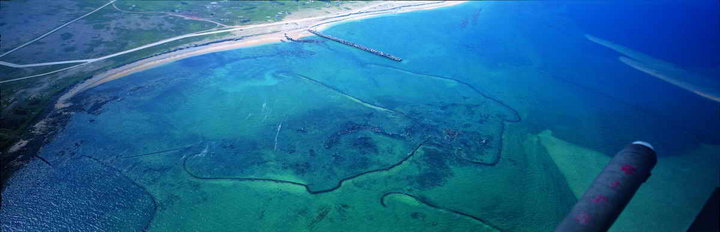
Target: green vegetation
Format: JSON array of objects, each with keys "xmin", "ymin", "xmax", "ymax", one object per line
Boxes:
[
  {"xmin": 0, "ymin": 71, "xmax": 88, "ymax": 149},
  {"xmin": 1, "ymin": 36, "xmax": 225, "ymax": 154},
  {"xmin": 60, "ymin": 32, "xmax": 74, "ymax": 40},
  {"xmin": 114, "ymin": 1, "xmax": 337, "ymax": 25},
  {"xmin": 0, "ymin": 0, "xmax": 357, "ymax": 164},
  {"xmin": 0, "ymin": 64, "xmax": 78, "ymax": 82},
  {"xmin": 92, "ymin": 24, "xmax": 106, "ymax": 30}
]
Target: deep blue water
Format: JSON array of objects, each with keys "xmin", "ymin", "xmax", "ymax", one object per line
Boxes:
[
  {"xmin": 559, "ymin": 0, "xmax": 720, "ymax": 143},
  {"xmin": 2, "ymin": 1, "xmax": 719, "ymax": 231},
  {"xmin": 425, "ymin": 1, "xmax": 720, "ymax": 154},
  {"xmin": 326, "ymin": 0, "xmax": 720, "ymax": 154}
]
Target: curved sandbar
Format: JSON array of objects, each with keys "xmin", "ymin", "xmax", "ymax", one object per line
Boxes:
[{"xmin": 380, "ymin": 192, "xmax": 503, "ymax": 231}]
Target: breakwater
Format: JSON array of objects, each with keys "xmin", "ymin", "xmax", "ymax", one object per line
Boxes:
[
  {"xmin": 308, "ymin": 30, "xmax": 402, "ymax": 62},
  {"xmin": 284, "ymin": 33, "xmax": 323, "ymax": 43}
]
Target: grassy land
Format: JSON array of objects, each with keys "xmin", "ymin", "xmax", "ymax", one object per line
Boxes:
[
  {"xmin": 114, "ymin": 0, "xmax": 338, "ymax": 25},
  {"xmin": 0, "ymin": 0, "xmax": 352, "ymax": 156}
]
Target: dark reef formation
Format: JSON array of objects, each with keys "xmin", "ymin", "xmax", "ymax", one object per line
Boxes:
[
  {"xmin": 380, "ymin": 192, "xmax": 503, "ymax": 231},
  {"xmin": 174, "ymin": 66, "xmax": 522, "ymax": 229},
  {"xmin": 182, "ymin": 140, "xmax": 428, "ymax": 195},
  {"xmin": 4, "ymin": 31, "xmax": 523, "ymax": 230}
]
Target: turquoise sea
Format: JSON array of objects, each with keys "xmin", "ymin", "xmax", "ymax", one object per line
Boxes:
[{"xmin": 2, "ymin": 1, "xmax": 718, "ymax": 231}]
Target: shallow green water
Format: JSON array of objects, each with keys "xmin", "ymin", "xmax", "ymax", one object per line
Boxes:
[{"xmin": 2, "ymin": 2, "xmax": 718, "ymax": 231}]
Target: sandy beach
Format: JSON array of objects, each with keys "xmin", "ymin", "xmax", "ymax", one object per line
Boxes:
[
  {"xmin": 55, "ymin": 1, "xmax": 465, "ymax": 109},
  {"xmin": 6, "ymin": 2, "xmax": 718, "ymax": 231}
]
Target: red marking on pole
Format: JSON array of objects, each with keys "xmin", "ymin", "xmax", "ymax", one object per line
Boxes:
[
  {"xmin": 620, "ymin": 164, "xmax": 636, "ymax": 175},
  {"xmin": 574, "ymin": 212, "xmax": 591, "ymax": 225},
  {"xmin": 610, "ymin": 181, "xmax": 621, "ymax": 189},
  {"xmin": 592, "ymin": 195, "xmax": 608, "ymax": 203}
]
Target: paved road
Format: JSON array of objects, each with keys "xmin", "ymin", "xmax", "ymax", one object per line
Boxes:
[{"xmin": 0, "ymin": 1, "xmax": 449, "ymax": 84}]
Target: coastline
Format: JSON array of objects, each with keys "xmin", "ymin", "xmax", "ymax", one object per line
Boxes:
[
  {"xmin": 54, "ymin": 1, "xmax": 466, "ymax": 109},
  {"xmin": 2, "ymin": 1, "xmax": 466, "ymax": 190}
]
